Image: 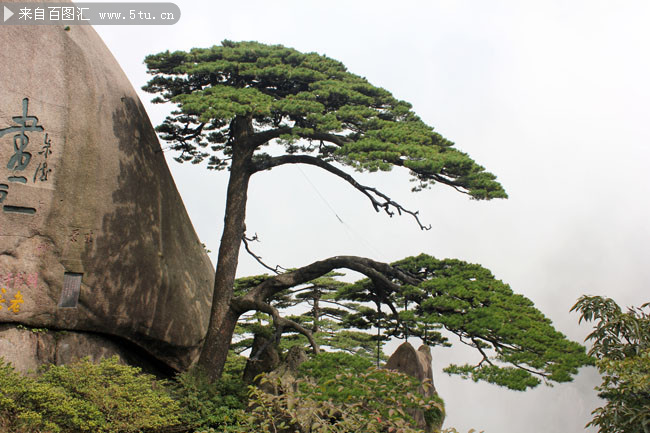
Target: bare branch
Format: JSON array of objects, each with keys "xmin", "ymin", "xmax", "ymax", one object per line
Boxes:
[
  {"xmin": 384, "ymin": 299, "xmax": 403, "ymax": 330},
  {"xmin": 175, "ymin": 121, "xmax": 206, "ymax": 144},
  {"xmin": 232, "ymin": 255, "xmax": 423, "ymax": 355},
  {"xmin": 509, "ymin": 361, "xmax": 550, "ymax": 378},
  {"xmin": 250, "ymin": 154, "xmax": 431, "ymax": 230},
  {"xmin": 250, "ymin": 126, "xmax": 292, "ymax": 147},
  {"xmin": 245, "ymin": 256, "xmax": 415, "ymax": 343},
  {"xmin": 455, "ymin": 333, "xmax": 550, "ymax": 378},
  {"xmin": 319, "ymin": 299, "xmax": 358, "ymax": 310},
  {"xmin": 242, "ymin": 232, "xmax": 287, "ymax": 275},
  {"xmin": 248, "ymin": 126, "xmax": 472, "ymax": 198}
]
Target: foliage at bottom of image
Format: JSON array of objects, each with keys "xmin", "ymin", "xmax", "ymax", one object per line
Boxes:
[
  {"xmin": 243, "ymin": 351, "xmax": 444, "ymax": 433},
  {"xmin": 0, "ymin": 352, "xmax": 476, "ymax": 433},
  {"xmin": 0, "ymin": 356, "xmax": 181, "ymax": 433}
]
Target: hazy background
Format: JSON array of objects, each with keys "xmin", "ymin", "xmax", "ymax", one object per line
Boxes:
[{"xmin": 94, "ymin": 1, "xmax": 650, "ymax": 431}]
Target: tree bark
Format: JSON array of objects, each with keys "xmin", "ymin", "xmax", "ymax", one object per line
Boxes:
[
  {"xmin": 312, "ymin": 290, "xmax": 321, "ymax": 333},
  {"xmin": 197, "ymin": 117, "xmax": 255, "ymax": 381}
]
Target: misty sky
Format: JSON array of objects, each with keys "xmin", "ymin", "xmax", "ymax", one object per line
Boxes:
[{"xmin": 94, "ymin": 1, "xmax": 650, "ymax": 431}]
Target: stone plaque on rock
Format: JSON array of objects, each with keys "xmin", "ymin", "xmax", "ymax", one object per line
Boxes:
[{"xmin": 58, "ymin": 273, "xmax": 82, "ymax": 308}]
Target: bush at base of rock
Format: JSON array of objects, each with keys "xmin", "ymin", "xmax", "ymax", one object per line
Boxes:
[
  {"xmin": 0, "ymin": 351, "xmax": 468, "ymax": 433},
  {"xmin": 0, "ymin": 356, "xmax": 182, "ymax": 433}
]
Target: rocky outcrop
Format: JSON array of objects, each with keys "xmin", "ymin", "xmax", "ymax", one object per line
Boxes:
[
  {"xmin": 0, "ymin": 324, "xmax": 171, "ymax": 375},
  {"xmin": 0, "ymin": 0, "xmax": 214, "ymax": 372},
  {"xmin": 386, "ymin": 342, "xmax": 437, "ymax": 397},
  {"xmin": 385, "ymin": 342, "xmax": 442, "ymax": 431}
]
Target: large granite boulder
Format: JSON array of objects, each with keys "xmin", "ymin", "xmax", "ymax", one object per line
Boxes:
[
  {"xmin": 0, "ymin": 324, "xmax": 170, "ymax": 375},
  {"xmin": 0, "ymin": 1, "xmax": 214, "ymax": 372}
]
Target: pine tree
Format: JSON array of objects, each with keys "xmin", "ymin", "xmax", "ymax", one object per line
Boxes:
[{"xmin": 144, "ymin": 41, "xmax": 592, "ymax": 385}]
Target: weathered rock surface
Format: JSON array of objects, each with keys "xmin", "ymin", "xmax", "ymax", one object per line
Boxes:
[
  {"xmin": 284, "ymin": 345, "xmax": 308, "ymax": 372},
  {"xmin": 0, "ymin": 324, "xmax": 169, "ymax": 375},
  {"xmin": 385, "ymin": 342, "xmax": 442, "ymax": 431},
  {"xmin": 0, "ymin": 0, "xmax": 214, "ymax": 371},
  {"xmin": 386, "ymin": 342, "xmax": 437, "ymax": 396}
]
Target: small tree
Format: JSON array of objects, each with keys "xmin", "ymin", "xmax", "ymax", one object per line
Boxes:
[
  {"xmin": 572, "ymin": 296, "xmax": 650, "ymax": 432},
  {"xmin": 144, "ymin": 40, "xmax": 588, "ymax": 386}
]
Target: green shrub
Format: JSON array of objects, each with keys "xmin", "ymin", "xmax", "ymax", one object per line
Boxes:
[
  {"xmin": 170, "ymin": 352, "xmax": 249, "ymax": 432},
  {"xmin": 0, "ymin": 358, "xmax": 104, "ymax": 432},
  {"xmin": 300, "ymin": 352, "xmax": 444, "ymax": 429},
  {"xmin": 0, "ymin": 356, "xmax": 182, "ymax": 433},
  {"xmin": 0, "ymin": 352, "xmax": 452, "ymax": 433},
  {"xmin": 42, "ymin": 356, "xmax": 181, "ymax": 432},
  {"xmin": 247, "ymin": 352, "xmax": 445, "ymax": 433},
  {"xmin": 170, "ymin": 369, "xmax": 247, "ymax": 431}
]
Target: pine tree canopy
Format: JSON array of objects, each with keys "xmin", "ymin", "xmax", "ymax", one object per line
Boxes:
[
  {"xmin": 144, "ymin": 40, "xmax": 507, "ymax": 202},
  {"xmin": 341, "ymin": 254, "xmax": 593, "ymax": 390}
]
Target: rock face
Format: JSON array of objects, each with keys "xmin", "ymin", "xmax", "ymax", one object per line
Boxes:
[
  {"xmin": 0, "ymin": 1, "xmax": 214, "ymax": 372},
  {"xmin": 386, "ymin": 342, "xmax": 437, "ymax": 397},
  {"xmin": 0, "ymin": 325, "xmax": 170, "ymax": 375},
  {"xmin": 385, "ymin": 342, "xmax": 442, "ymax": 431}
]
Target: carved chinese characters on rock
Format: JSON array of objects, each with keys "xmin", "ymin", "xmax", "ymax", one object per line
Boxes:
[
  {"xmin": 68, "ymin": 228, "xmax": 94, "ymax": 245},
  {"xmin": 63, "ymin": 227, "xmax": 96, "ymax": 262},
  {"xmin": 33, "ymin": 133, "xmax": 53, "ymax": 183},
  {"xmin": 0, "ymin": 98, "xmax": 54, "ymax": 216}
]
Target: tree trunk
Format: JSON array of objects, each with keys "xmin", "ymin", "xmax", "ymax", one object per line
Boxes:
[
  {"xmin": 312, "ymin": 290, "xmax": 321, "ymax": 333},
  {"xmin": 197, "ymin": 118, "xmax": 255, "ymax": 380}
]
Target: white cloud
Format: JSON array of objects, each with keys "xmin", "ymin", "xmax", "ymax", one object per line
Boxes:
[{"xmin": 94, "ymin": 2, "xmax": 650, "ymax": 430}]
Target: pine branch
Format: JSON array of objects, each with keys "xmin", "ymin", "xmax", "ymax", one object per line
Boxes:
[{"xmin": 251, "ymin": 154, "xmax": 431, "ymax": 230}]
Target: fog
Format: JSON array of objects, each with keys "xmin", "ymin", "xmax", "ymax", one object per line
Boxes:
[{"xmin": 95, "ymin": 1, "xmax": 650, "ymax": 431}]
